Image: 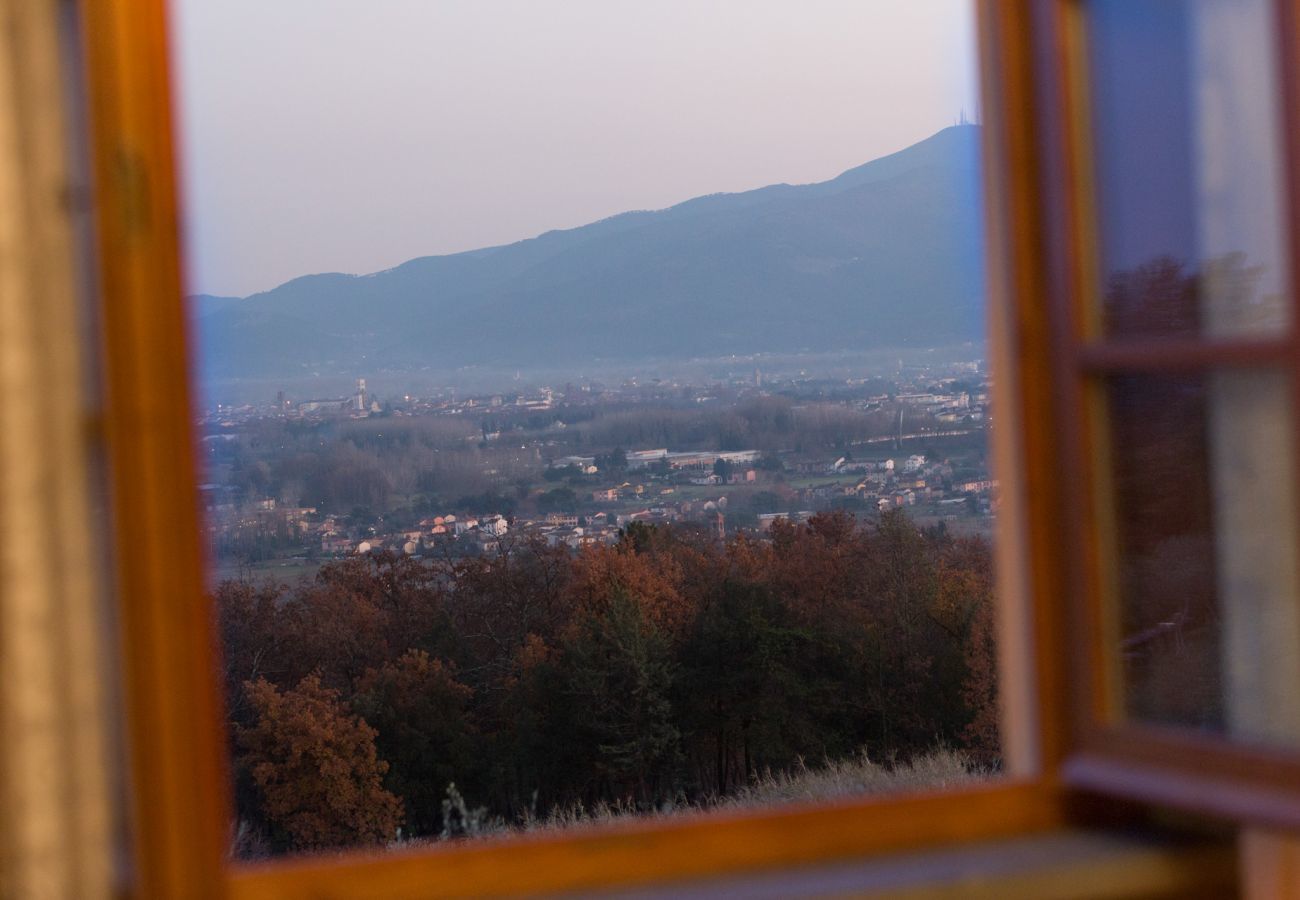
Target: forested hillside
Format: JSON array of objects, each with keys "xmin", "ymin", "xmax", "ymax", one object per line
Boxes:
[{"xmin": 216, "ymin": 510, "xmax": 998, "ymax": 854}]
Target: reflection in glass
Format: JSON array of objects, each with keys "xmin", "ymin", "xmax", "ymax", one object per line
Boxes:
[
  {"xmin": 1086, "ymin": 0, "xmax": 1290, "ymax": 337},
  {"xmin": 1107, "ymin": 373, "xmax": 1222, "ymax": 729},
  {"xmin": 1105, "ymin": 371, "xmax": 1300, "ymax": 744}
]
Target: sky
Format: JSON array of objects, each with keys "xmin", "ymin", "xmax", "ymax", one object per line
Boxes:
[{"xmin": 171, "ymin": 1, "xmax": 980, "ymax": 298}]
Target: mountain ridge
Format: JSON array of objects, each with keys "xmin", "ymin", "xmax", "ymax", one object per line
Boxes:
[{"xmin": 194, "ymin": 124, "xmax": 985, "ymax": 382}]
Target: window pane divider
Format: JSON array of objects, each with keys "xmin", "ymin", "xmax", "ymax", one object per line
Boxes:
[
  {"xmin": 1076, "ymin": 337, "xmax": 1293, "ymax": 373},
  {"xmin": 1065, "ymin": 723, "xmax": 1300, "ymax": 830}
]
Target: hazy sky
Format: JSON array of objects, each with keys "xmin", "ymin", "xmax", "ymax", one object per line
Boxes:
[{"xmin": 172, "ymin": 1, "xmax": 979, "ymax": 298}]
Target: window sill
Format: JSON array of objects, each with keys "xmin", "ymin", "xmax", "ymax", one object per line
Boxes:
[
  {"xmin": 573, "ymin": 828, "xmax": 1237, "ymax": 899},
  {"xmin": 229, "ymin": 782, "xmax": 1061, "ymax": 899}
]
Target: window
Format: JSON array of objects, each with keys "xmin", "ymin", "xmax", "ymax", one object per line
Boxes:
[
  {"xmin": 1086, "ymin": 0, "xmax": 1298, "ymax": 742},
  {"xmin": 1038, "ymin": 0, "xmax": 1300, "ymax": 821},
  {"xmin": 16, "ymin": 0, "xmax": 1297, "ymax": 895},
  {"xmin": 173, "ymin": 0, "xmax": 1018, "ymax": 865}
]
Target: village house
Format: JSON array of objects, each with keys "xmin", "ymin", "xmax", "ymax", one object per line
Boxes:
[{"xmin": 320, "ymin": 534, "xmax": 351, "ymax": 555}]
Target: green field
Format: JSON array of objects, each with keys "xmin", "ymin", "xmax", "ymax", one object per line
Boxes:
[
  {"xmin": 783, "ymin": 475, "xmax": 854, "ymax": 490},
  {"xmin": 210, "ymin": 557, "xmax": 322, "ymax": 585}
]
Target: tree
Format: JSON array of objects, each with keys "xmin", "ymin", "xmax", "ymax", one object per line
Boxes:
[
  {"xmin": 561, "ymin": 591, "xmax": 680, "ymax": 804},
  {"xmin": 932, "ymin": 536, "xmax": 999, "ymax": 765},
  {"xmin": 537, "ymin": 486, "xmax": 577, "ymax": 513},
  {"xmin": 237, "ymin": 674, "xmax": 403, "ymax": 851},
  {"xmin": 566, "ymin": 541, "xmax": 691, "ymax": 636},
  {"xmin": 595, "ymin": 447, "xmax": 628, "ymax": 472},
  {"xmin": 215, "ymin": 579, "xmax": 289, "ymax": 725},
  {"xmin": 619, "ymin": 520, "xmax": 657, "ymax": 554},
  {"xmin": 678, "ymin": 580, "xmax": 820, "ymax": 794},
  {"xmin": 490, "ymin": 633, "xmax": 575, "ymax": 814},
  {"xmin": 858, "ymin": 510, "xmax": 945, "ymax": 754},
  {"xmin": 713, "ymin": 457, "xmax": 734, "ymax": 482},
  {"xmin": 272, "ymin": 576, "xmax": 391, "ymax": 690},
  {"xmin": 313, "ymin": 550, "xmax": 458, "ymax": 664},
  {"xmin": 354, "ymin": 650, "xmax": 478, "ymax": 835},
  {"xmin": 962, "ymin": 590, "xmax": 1000, "ymax": 766}
]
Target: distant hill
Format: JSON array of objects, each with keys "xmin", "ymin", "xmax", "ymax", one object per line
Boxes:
[{"xmin": 193, "ymin": 125, "xmax": 985, "ymax": 381}]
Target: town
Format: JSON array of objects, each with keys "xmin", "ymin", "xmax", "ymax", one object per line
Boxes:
[{"xmin": 198, "ymin": 360, "xmax": 996, "ymax": 580}]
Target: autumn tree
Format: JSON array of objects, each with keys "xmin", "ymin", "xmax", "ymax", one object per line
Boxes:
[
  {"xmin": 272, "ymin": 579, "xmax": 391, "ymax": 690},
  {"xmin": 935, "ymin": 536, "xmax": 1000, "ymax": 765},
  {"xmin": 315, "ymin": 551, "xmax": 458, "ymax": 662},
  {"xmin": 215, "ymin": 579, "xmax": 290, "ymax": 724},
  {"xmin": 565, "ymin": 541, "xmax": 692, "ymax": 637},
  {"xmin": 237, "ymin": 674, "xmax": 403, "ymax": 851},
  {"xmin": 962, "ymin": 589, "xmax": 1000, "ymax": 766},
  {"xmin": 447, "ymin": 536, "xmax": 571, "ymax": 682}
]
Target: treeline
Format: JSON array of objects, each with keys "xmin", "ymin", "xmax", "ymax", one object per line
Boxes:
[
  {"xmin": 212, "ymin": 416, "xmax": 537, "ymax": 519},
  {"xmin": 207, "ymin": 394, "xmax": 948, "ymax": 523},
  {"xmin": 216, "ymin": 510, "xmax": 998, "ymax": 854},
  {"xmin": 570, "ymin": 396, "xmax": 908, "ymax": 454}
]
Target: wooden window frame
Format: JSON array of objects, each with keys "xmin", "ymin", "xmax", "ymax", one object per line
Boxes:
[
  {"xmin": 1023, "ymin": 0, "xmax": 1300, "ymax": 830},
  {"xmin": 79, "ymin": 0, "xmax": 1250, "ymax": 896}
]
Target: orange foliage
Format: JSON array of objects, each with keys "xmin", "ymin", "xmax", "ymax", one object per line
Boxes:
[
  {"xmin": 219, "ymin": 513, "xmax": 1002, "ymax": 847},
  {"xmin": 565, "ymin": 542, "xmax": 692, "ymax": 636},
  {"xmin": 238, "ymin": 674, "xmax": 403, "ymax": 851}
]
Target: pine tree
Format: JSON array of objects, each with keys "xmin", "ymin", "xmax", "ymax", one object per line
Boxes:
[{"xmin": 562, "ymin": 591, "xmax": 681, "ymax": 804}]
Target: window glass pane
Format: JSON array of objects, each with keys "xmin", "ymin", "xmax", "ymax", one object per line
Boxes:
[
  {"xmin": 1104, "ymin": 370, "xmax": 1300, "ymax": 744},
  {"xmin": 173, "ymin": 0, "xmax": 1005, "ymax": 858},
  {"xmin": 1085, "ymin": 0, "xmax": 1290, "ymax": 338}
]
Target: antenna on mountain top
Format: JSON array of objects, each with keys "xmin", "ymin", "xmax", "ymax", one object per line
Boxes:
[{"xmin": 959, "ymin": 108, "xmax": 969, "ymax": 126}]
